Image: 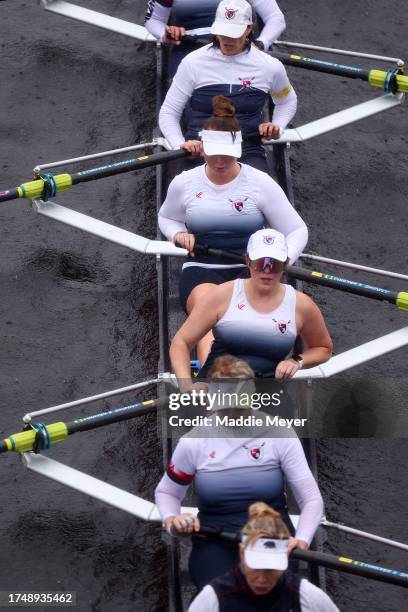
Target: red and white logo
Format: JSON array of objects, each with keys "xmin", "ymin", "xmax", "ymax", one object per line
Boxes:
[
  {"xmin": 209, "ymin": 450, "xmax": 216, "ymax": 459},
  {"xmin": 229, "ymin": 196, "xmax": 248, "ymax": 212},
  {"xmin": 195, "ymin": 191, "xmax": 203, "ymax": 198},
  {"xmin": 225, "ymin": 7, "xmax": 237, "ymax": 19},
  {"xmin": 237, "ymin": 303, "xmax": 245, "ymax": 310},
  {"xmin": 239, "ymin": 76, "xmax": 255, "ymax": 91},
  {"xmin": 273, "ymin": 318, "xmax": 291, "ymax": 334},
  {"xmin": 243, "ymin": 442, "xmax": 265, "ymax": 461},
  {"xmin": 263, "ymin": 235, "xmax": 275, "ymax": 245}
]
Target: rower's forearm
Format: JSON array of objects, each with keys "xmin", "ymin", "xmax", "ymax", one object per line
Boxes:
[
  {"xmin": 300, "ymin": 347, "xmax": 332, "ymax": 369},
  {"xmin": 272, "ymin": 88, "xmax": 297, "ymax": 131},
  {"xmin": 170, "ymin": 337, "xmax": 193, "ymax": 387}
]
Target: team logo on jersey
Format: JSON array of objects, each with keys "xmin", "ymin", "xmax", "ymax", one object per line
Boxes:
[
  {"xmin": 273, "ymin": 318, "xmax": 291, "ymax": 334},
  {"xmin": 195, "ymin": 191, "xmax": 204, "ymax": 198},
  {"xmin": 237, "ymin": 303, "xmax": 245, "ymax": 310},
  {"xmin": 238, "ymin": 76, "xmax": 255, "ymax": 91},
  {"xmin": 244, "ymin": 442, "xmax": 265, "ymax": 461},
  {"xmin": 263, "ymin": 235, "xmax": 275, "ymax": 245},
  {"xmin": 209, "ymin": 450, "xmax": 216, "ymax": 459},
  {"xmin": 229, "ymin": 196, "xmax": 248, "ymax": 212},
  {"xmin": 225, "ymin": 7, "xmax": 238, "ymax": 20}
]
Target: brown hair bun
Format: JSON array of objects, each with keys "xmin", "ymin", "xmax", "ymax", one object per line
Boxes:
[
  {"xmin": 203, "ymin": 96, "xmax": 241, "ymax": 131},
  {"xmin": 212, "ymin": 95, "xmax": 236, "ymax": 118}
]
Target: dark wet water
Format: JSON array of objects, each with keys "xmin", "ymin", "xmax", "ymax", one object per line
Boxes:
[{"xmin": 0, "ymin": 1, "xmax": 407, "ymax": 610}]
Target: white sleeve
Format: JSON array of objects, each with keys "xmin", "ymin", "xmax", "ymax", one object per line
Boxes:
[
  {"xmin": 278, "ymin": 439, "xmax": 324, "ymax": 544},
  {"xmin": 268, "ymin": 60, "xmax": 297, "ymax": 131},
  {"xmin": 154, "ymin": 438, "xmax": 197, "ymax": 521},
  {"xmin": 188, "ymin": 585, "xmax": 219, "ymax": 612},
  {"xmin": 254, "ymin": 171, "xmax": 308, "ymax": 263},
  {"xmin": 252, "ymin": 0, "xmax": 286, "ymax": 49},
  {"xmin": 158, "ymin": 172, "xmax": 188, "ymax": 241},
  {"xmin": 159, "ymin": 56, "xmax": 197, "ymax": 148},
  {"xmin": 144, "ymin": 1, "xmax": 171, "ymax": 40},
  {"xmin": 300, "ymin": 579, "xmax": 340, "ymax": 612}
]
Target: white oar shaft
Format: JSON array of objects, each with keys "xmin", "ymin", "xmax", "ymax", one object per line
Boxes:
[
  {"xmin": 23, "ymin": 377, "xmax": 161, "ymax": 423},
  {"xmin": 322, "ymin": 519, "xmax": 408, "ymax": 551},
  {"xmin": 274, "ymin": 40, "xmax": 404, "ymax": 66},
  {"xmin": 33, "ymin": 141, "xmax": 160, "ymax": 174},
  {"xmin": 301, "ymin": 253, "xmax": 408, "ymax": 282}
]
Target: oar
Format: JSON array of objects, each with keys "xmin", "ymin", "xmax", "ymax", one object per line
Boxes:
[
  {"xmin": 272, "ymin": 52, "xmax": 407, "ymax": 94},
  {"xmin": 181, "ymin": 35, "xmax": 408, "ymax": 95},
  {"xmin": 0, "ymin": 149, "xmax": 190, "ymax": 204},
  {"xmin": 193, "ymin": 243, "xmax": 408, "ymax": 311},
  {"xmin": 0, "ymin": 397, "xmax": 166, "ymax": 454},
  {"xmin": 0, "ymin": 135, "xmax": 262, "ymax": 204},
  {"xmin": 197, "ymin": 526, "xmax": 408, "ymax": 588}
]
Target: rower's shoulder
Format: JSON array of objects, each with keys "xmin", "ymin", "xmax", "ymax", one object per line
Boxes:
[
  {"xmin": 204, "ymin": 280, "xmax": 235, "ymax": 305},
  {"xmin": 181, "ymin": 43, "xmax": 213, "ymax": 64},
  {"xmin": 241, "ymin": 163, "xmax": 279, "ymax": 190},
  {"xmin": 250, "ymin": 45, "xmax": 285, "ymax": 68},
  {"xmin": 294, "ymin": 289, "xmax": 319, "ymax": 312}
]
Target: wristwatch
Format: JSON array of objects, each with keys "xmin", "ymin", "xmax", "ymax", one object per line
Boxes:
[{"xmin": 291, "ymin": 353, "xmax": 304, "ymax": 369}]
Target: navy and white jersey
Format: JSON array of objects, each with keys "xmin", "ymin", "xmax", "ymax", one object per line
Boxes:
[
  {"xmin": 145, "ymin": 1, "xmax": 286, "ymax": 50},
  {"xmin": 203, "ymin": 280, "xmax": 297, "ymax": 375},
  {"xmin": 155, "ymin": 435, "xmax": 324, "ymax": 542},
  {"xmin": 188, "ymin": 572, "xmax": 340, "ymax": 612},
  {"xmin": 159, "ymin": 44, "xmax": 296, "ymax": 149},
  {"xmin": 158, "ymin": 163, "xmax": 307, "ymax": 264}
]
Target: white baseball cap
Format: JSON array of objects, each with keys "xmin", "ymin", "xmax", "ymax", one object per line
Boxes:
[
  {"xmin": 243, "ymin": 537, "xmax": 289, "ymax": 570},
  {"xmin": 200, "ymin": 129, "xmax": 242, "ymax": 157},
  {"xmin": 247, "ymin": 229, "xmax": 288, "ymax": 262},
  {"xmin": 211, "ymin": 0, "xmax": 253, "ymax": 38}
]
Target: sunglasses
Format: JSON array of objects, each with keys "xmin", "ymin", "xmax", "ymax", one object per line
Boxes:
[{"xmin": 249, "ymin": 257, "xmax": 285, "ymax": 273}]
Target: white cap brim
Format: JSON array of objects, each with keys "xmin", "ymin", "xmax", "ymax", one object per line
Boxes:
[
  {"xmin": 200, "ymin": 130, "xmax": 242, "ymax": 158},
  {"xmin": 202, "ymin": 141, "xmax": 242, "ymax": 157},
  {"xmin": 248, "ymin": 247, "xmax": 287, "ymax": 262},
  {"xmin": 245, "ymin": 549, "xmax": 288, "ymax": 570},
  {"xmin": 210, "ymin": 22, "xmax": 248, "ymax": 38}
]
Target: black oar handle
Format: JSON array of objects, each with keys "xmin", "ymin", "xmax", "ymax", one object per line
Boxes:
[
  {"xmin": 192, "ymin": 243, "xmax": 400, "ymax": 306},
  {"xmin": 193, "ymin": 243, "xmax": 245, "ymax": 263},
  {"xmin": 288, "ymin": 266, "xmax": 398, "ymax": 305},
  {"xmin": 66, "ymin": 397, "xmax": 163, "ymax": 435},
  {"xmin": 291, "ymin": 549, "xmax": 408, "ymax": 588},
  {"xmin": 71, "ymin": 149, "xmax": 190, "ymax": 185},
  {"xmin": 273, "ymin": 52, "xmax": 369, "ymax": 81},
  {"xmin": 197, "ymin": 527, "xmax": 408, "ymax": 588}
]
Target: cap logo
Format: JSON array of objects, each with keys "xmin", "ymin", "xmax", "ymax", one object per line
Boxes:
[
  {"xmin": 263, "ymin": 541, "xmax": 277, "ymax": 549},
  {"xmin": 225, "ymin": 7, "xmax": 237, "ymax": 20},
  {"xmin": 263, "ymin": 235, "xmax": 275, "ymax": 245}
]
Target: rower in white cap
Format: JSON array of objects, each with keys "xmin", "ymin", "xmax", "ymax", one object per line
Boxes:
[
  {"xmin": 158, "ymin": 0, "xmax": 296, "ymax": 172},
  {"xmin": 170, "ymin": 228, "xmax": 332, "ymax": 385},
  {"xmin": 159, "ymin": 95, "xmax": 308, "ymax": 364}
]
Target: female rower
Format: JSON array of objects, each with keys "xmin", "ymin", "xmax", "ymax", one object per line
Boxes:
[
  {"xmin": 188, "ymin": 502, "xmax": 339, "ymax": 611},
  {"xmin": 158, "ymin": 0, "xmax": 296, "ymax": 171},
  {"xmin": 155, "ymin": 355, "xmax": 324, "ymax": 589},
  {"xmin": 159, "ymin": 95, "xmax": 307, "ymax": 364},
  {"xmin": 170, "ymin": 228, "xmax": 333, "ymax": 384},
  {"xmin": 145, "ymin": 0, "xmax": 285, "ymax": 51}
]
